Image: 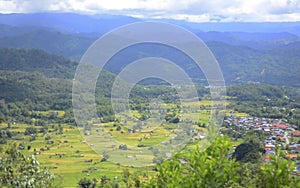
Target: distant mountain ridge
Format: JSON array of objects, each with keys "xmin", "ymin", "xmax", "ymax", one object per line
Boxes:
[
  {"xmin": 0, "ymin": 29, "xmax": 94, "ymax": 60},
  {"xmin": 0, "ymin": 13, "xmax": 300, "ymax": 36},
  {"xmin": 0, "ymin": 13, "xmax": 300, "ymax": 87},
  {"xmin": 0, "ymin": 23, "xmax": 299, "ymax": 59},
  {"xmin": 0, "ymin": 13, "xmax": 140, "ymax": 34},
  {"xmin": 1, "ymin": 33, "xmax": 300, "ymax": 86},
  {"xmin": 196, "ymin": 31, "xmax": 300, "ymax": 49},
  {"xmin": 206, "ymin": 41, "xmax": 300, "ymax": 86}
]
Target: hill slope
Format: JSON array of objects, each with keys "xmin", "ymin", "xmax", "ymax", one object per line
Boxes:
[
  {"xmin": 0, "ymin": 48, "xmax": 77, "ymax": 78},
  {"xmin": 207, "ymin": 41, "xmax": 300, "ymax": 86},
  {"xmin": 0, "ymin": 30, "xmax": 94, "ymax": 60}
]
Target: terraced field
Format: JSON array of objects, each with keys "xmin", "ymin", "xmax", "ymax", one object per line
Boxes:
[{"xmin": 2, "ymin": 100, "xmax": 232, "ymax": 187}]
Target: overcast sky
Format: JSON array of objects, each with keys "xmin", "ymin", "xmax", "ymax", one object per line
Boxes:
[{"xmin": 0, "ymin": 0, "xmax": 299, "ymax": 22}]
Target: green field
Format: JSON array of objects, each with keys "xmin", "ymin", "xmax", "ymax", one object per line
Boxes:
[
  {"xmin": 6, "ymin": 123, "xmax": 156, "ymax": 187},
  {"xmin": 35, "ymin": 110, "xmax": 66, "ymax": 118},
  {"xmin": 1, "ymin": 100, "xmax": 235, "ymax": 187}
]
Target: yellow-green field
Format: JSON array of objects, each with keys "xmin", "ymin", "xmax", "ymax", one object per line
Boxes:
[
  {"xmin": 35, "ymin": 110, "xmax": 66, "ymax": 118},
  {"xmin": 6, "ymin": 123, "xmax": 154, "ymax": 187},
  {"xmin": 1, "ymin": 100, "xmax": 242, "ymax": 187}
]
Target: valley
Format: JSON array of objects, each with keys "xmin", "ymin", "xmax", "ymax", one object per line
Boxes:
[{"xmin": 0, "ymin": 12, "xmax": 300, "ymax": 187}]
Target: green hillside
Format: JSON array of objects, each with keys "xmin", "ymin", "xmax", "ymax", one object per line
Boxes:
[
  {"xmin": 0, "ymin": 30, "xmax": 94, "ymax": 60},
  {"xmin": 0, "ymin": 48, "xmax": 77, "ymax": 78}
]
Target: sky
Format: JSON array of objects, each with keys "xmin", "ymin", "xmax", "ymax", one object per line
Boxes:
[{"xmin": 0, "ymin": 0, "xmax": 299, "ymax": 22}]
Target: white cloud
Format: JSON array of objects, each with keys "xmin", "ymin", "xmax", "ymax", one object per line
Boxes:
[{"xmin": 0, "ymin": 0, "xmax": 299, "ymax": 22}]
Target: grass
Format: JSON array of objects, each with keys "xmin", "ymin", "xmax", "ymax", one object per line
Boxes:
[
  {"xmin": 4, "ymin": 124, "xmax": 122, "ymax": 187},
  {"xmin": 225, "ymin": 111, "xmax": 248, "ymax": 117},
  {"xmin": 1, "ymin": 100, "xmax": 239, "ymax": 187},
  {"xmin": 37, "ymin": 110, "xmax": 65, "ymax": 118}
]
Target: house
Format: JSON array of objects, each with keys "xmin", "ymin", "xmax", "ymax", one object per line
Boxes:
[
  {"xmin": 292, "ymin": 130, "xmax": 300, "ymax": 137},
  {"xmin": 290, "ymin": 144, "xmax": 300, "ymax": 149},
  {"xmin": 265, "ymin": 147, "xmax": 272, "ymax": 151},
  {"xmin": 265, "ymin": 143, "xmax": 276, "ymax": 148},
  {"xmin": 285, "ymin": 154, "xmax": 297, "ymax": 160},
  {"xmin": 272, "ymin": 124, "xmax": 288, "ymax": 130}
]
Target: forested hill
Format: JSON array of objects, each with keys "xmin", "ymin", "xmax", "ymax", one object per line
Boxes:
[
  {"xmin": 0, "ymin": 47, "xmax": 177, "ymax": 124},
  {"xmin": 0, "ymin": 49, "xmax": 75, "ymax": 115},
  {"xmin": 0, "ymin": 48, "xmax": 77, "ymax": 78},
  {"xmin": 0, "ymin": 30, "xmax": 94, "ymax": 60},
  {"xmin": 1, "ymin": 28, "xmax": 300, "ymax": 87},
  {"xmin": 0, "ymin": 16, "xmax": 300, "ymax": 87},
  {"xmin": 0, "ymin": 70, "xmax": 71, "ymax": 107},
  {"xmin": 207, "ymin": 41, "xmax": 300, "ymax": 86}
]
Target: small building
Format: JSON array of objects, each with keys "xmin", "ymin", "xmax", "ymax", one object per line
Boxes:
[
  {"xmin": 272, "ymin": 124, "xmax": 288, "ymax": 130},
  {"xmin": 285, "ymin": 154, "xmax": 297, "ymax": 160},
  {"xmin": 292, "ymin": 130, "xmax": 300, "ymax": 137}
]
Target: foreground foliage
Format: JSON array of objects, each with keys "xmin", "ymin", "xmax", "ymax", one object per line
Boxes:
[
  {"xmin": 147, "ymin": 137, "xmax": 300, "ymax": 188},
  {"xmin": 77, "ymin": 136, "xmax": 300, "ymax": 187},
  {"xmin": 0, "ymin": 143, "xmax": 56, "ymax": 188}
]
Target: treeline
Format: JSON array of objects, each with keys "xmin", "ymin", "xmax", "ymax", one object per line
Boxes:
[{"xmin": 227, "ymin": 83, "xmax": 300, "ymax": 127}]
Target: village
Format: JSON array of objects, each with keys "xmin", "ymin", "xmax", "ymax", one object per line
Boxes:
[{"xmin": 223, "ymin": 115, "xmax": 300, "ymax": 175}]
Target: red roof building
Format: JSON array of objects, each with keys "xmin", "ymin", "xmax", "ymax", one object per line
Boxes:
[
  {"xmin": 272, "ymin": 124, "xmax": 288, "ymax": 130},
  {"xmin": 285, "ymin": 154, "xmax": 297, "ymax": 160},
  {"xmin": 292, "ymin": 130, "xmax": 300, "ymax": 137}
]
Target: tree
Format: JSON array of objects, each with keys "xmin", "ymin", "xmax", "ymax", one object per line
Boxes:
[
  {"xmin": 0, "ymin": 116, "xmax": 4, "ymax": 125},
  {"xmin": 257, "ymin": 147, "xmax": 300, "ymax": 188},
  {"xmin": 147, "ymin": 137, "xmax": 300, "ymax": 188},
  {"xmin": 101, "ymin": 151, "xmax": 109, "ymax": 162},
  {"xmin": 24, "ymin": 126, "xmax": 37, "ymax": 135},
  {"xmin": 149, "ymin": 137, "xmax": 241, "ymax": 187},
  {"xmin": 121, "ymin": 169, "xmax": 143, "ymax": 188},
  {"xmin": 119, "ymin": 144, "xmax": 128, "ymax": 150},
  {"xmin": 165, "ymin": 111, "xmax": 179, "ymax": 123},
  {"xmin": 78, "ymin": 177, "xmax": 92, "ymax": 188},
  {"xmin": 232, "ymin": 140, "xmax": 264, "ymax": 163},
  {"xmin": 0, "ymin": 142, "xmax": 56, "ymax": 187}
]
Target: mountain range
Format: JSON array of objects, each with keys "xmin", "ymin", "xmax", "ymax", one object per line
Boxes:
[
  {"xmin": 1, "ymin": 13, "xmax": 300, "ymax": 35},
  {"xmin": 0, "ymin": 13, "xmax": 300, "ymax": 87}
]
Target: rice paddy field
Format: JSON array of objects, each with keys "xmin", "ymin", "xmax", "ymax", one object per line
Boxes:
[{"xmin": 1, "ymin": 100, "xmax": 239, "ymax": 187}]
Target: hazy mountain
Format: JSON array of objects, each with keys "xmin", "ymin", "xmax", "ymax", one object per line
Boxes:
[
  {"xmin": 0, "ymin": 13, "xmax": 140, "ymax": 34},
  {"xmin": 184, "ymin": 22, "xmax": 300, "ymax": 36},
  {"xmin": 1, "ymin": 13, "xmax": 300, "ymax": 36},
  {"xmin": 0, "ymin": 24, "xmax": 299, "ymax": 63},
  {"xmin": 207, "ymin": 41, "xmax": 300, "ymax": 86},
  {"xmin": 102, "ymin": 41, "xmax": 300, "ymax": 87},
  {"xmin": 0, "ymin": 24, "xmax": 47, "ymax": 37},
  {"xmin": 0, "ymin": 29, "xmax": 94, "ymax": 60},
  {"xmin": 196, "ymin": 31, "xmax": 300, "ymax": 49},
  {"xmin": 0, "ymin": 13, "xmax": 300, "ymax": 87},
  {"xmin": 1, "ymin": 36, "xmax": 300, "ymax": 87}
]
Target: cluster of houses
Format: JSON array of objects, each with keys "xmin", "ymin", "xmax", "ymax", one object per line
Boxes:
[{"xmin": 224, "ymin": 115, "xmax": 300, "ymax": 175}]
